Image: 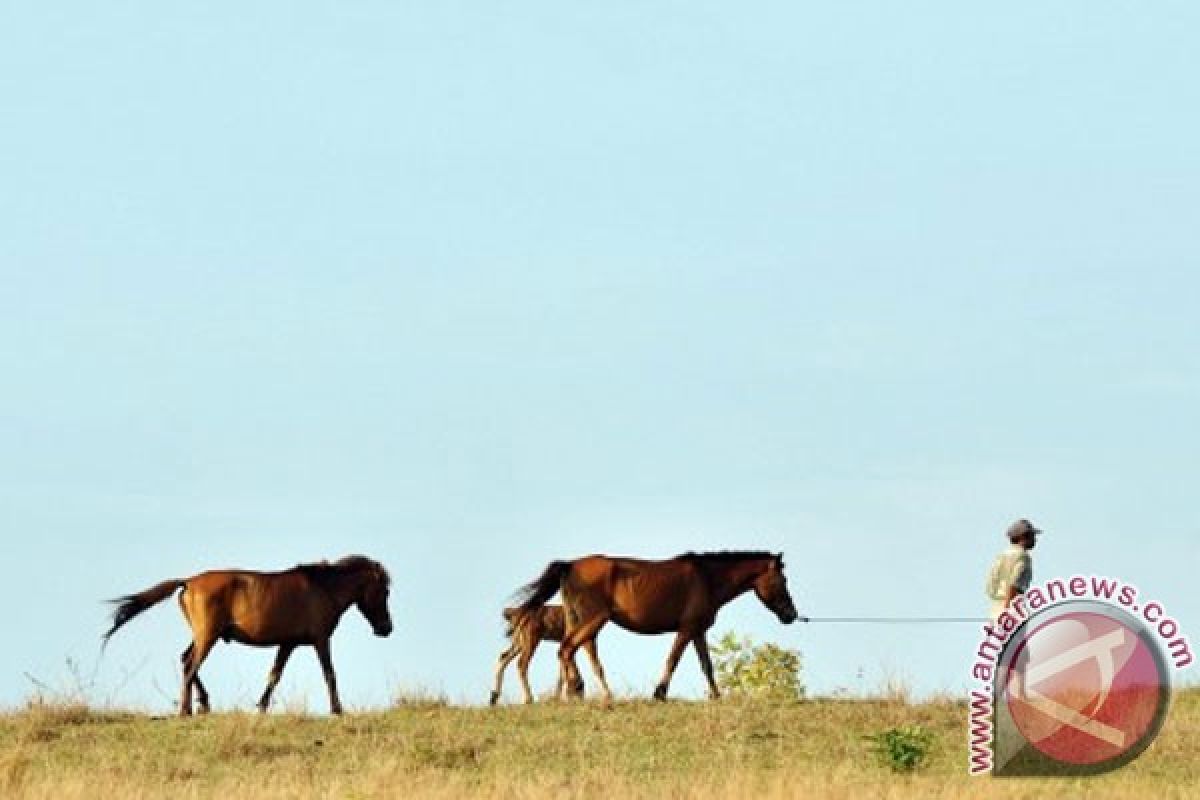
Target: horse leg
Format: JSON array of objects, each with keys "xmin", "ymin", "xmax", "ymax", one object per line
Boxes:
[
  {"xmin": 557, "ymin": 598, "xmax": 583, "ymax": 700},
  {"xmin": 693, "ymin": 634, "xmax": 720, "ymax": 700},
  {"xmin": 257, "ymin": 644, "xmax": 296, "ymax": 713},
  {"xmin": 490, "ymin": 643, "xmax": 519, "ymax": 706},
  {"xmin": 314, "ymin": 638, "xmax": 343, "ymax": 715},
  {"xmin": 179, "ymin": 632, "xmax": 218, "ymax": 717},
  {"xmin": 653, "ymin": 631, "xmax": 692, "ymax": 701},
  {"xmin": 517, "ymin": 631, "xmax": 542, "ymax": 704},
  {"xmin": 559, "ymin": 615, "xmax": 607, "ymax": 701},
  {"xmin": 180, "ymin": 644, "xmax": 211, "ymax": 714},
  {"xmin": 549, "ymin": 626, "xmax": 566, "ymax": 699},
  {"xmin": 556, "ymin": 643, "xmax": 582, "ymax": 701},
  {"xmin": 557, "ymin": 650, "xmax": 582, "ymax": 701},
  {"xmin": 581, "ymin": 638, "xmax": 613, "ymax": 706},
  {"xmin": 193, "ymin": 675, "xmax": 212, "ymax": 714}
]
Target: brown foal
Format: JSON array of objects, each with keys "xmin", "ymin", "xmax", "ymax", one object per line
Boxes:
[
  {"xmin": 490, "ymin": 605, "xmax": 603, "ymax": 705},
  {"xmin": 516, "ymin": 551, "xmax": 800, "ymax": 702},
  {"xmin": 105, "ymin": 555, "xmax": 393, "ymax": 716}
]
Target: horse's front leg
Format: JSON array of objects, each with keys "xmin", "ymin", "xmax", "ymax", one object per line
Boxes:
[
  {"xmin": 314, "ymin": 639, "xmax": 343, "ymax": 715},
  {"xmin": 653, "ymin": 630, "xmax": 692, "ymax": 701},
  {"xmin": 693, "ymin": 634, "xmax": 720, "ymax": 700}
]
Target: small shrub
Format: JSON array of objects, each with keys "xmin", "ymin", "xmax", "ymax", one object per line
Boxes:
[
  {"xmin": 866, "ymin": 724, "xmax": 935, "ymax": 772},
  {"xmin": 710, "ymin": 631, "xmax": 804, "ymax": 701},
  {"xmin": 391, "ymin": 687, "xmax": 450, "ymax": 710}
]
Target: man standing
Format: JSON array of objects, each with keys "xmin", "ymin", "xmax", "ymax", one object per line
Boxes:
[{"xmin": 986, "ymin": 518, "xmax": 1042, "ymax": 621}]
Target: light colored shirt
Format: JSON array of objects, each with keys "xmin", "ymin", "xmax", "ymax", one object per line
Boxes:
[{"xmin": 986, "ymin": 544, "xmax": 1033, "ymax": 620}]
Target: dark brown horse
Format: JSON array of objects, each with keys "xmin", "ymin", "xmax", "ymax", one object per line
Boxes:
[
  {"xmin": 491, "ymin": 605, "xmax": 594, "ymax": 705},
  {"xmin": 516, "ymin": 551, "xmax": 800, "ymax": 702},
  {"xmin": 104, "ymin": 555, "xmax": 393, "ymax": 716}
]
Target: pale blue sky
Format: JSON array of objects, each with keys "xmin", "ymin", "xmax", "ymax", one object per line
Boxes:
[{"xmin": 2, "ymin": 4, "xmax": 1197, "ymax": 710}]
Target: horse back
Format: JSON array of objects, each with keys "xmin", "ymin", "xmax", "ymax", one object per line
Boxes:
[
  {"xmin": 180, "ymin": 569, "xmax": 330, "ymax": 644},
  {"xmin": 505, "ymin": 605, "xmax": 567, "ymax": 642},
  {"xmin": 566, "ymin": 556, "xmax": 707, "ymax": 634}
]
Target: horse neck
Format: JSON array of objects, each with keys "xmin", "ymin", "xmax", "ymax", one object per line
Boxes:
[
  {"xmin": 322, "ymin": 569, "xmax": 363, "ymax": 612},
  {"xmin": 707, "ymin": 558, "xmax": 770, "ymax": 607}
]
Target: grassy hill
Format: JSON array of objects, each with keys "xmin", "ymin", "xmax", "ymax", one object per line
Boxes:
[{"xmin": 2, "ymin": 690, "xmax": 1198, "ymax": 798}]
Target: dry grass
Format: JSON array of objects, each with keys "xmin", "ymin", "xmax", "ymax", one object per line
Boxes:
[{"xmin": 1, "ymin": 690, "xmax": 1197, "ymax": 798}]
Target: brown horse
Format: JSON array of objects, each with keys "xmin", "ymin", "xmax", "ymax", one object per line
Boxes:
[
  {"xmin": 104, "ymin": 555, "xmax": 393, "ymax": 716},
  {"xmin": 516, "ymin": 551, "xmax": 800, "ymax": 702},
  {"xmin": 491, "ymin": 605, "xmax": 598, "ymax": 705}
]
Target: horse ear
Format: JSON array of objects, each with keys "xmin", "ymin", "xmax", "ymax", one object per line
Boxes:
[{"xmin": 774, "ymin": 552, "xmax": 784, "ymax": 568}]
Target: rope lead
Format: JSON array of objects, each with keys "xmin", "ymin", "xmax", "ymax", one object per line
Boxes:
[{"xmin": 801, "ymin": 616, "xmax": 987, "ymax": 624}]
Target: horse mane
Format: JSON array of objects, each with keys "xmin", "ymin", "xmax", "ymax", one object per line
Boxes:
[
  {"xmin": 677, "ymin": 550, "xmax": 778, "ymax": 565},
  {"xmin": 296, "ymin": 555, "xmax": 391, "ymax": 586}
]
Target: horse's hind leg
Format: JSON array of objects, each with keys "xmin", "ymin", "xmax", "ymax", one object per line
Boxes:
[
  {"xmin": 180, "ymin": 644, "xmax": 210, "ymax": 714},
  {"xmin": 490, "ymin": 643, "xmax": 519, "ymax": 706},
  {"xmin": 558, "ymin": 615, "xmax": 608, "ymax": 701},
  {"xmin": 257, "ymin": 644, "xmax": 296, "ymax": 713},
  {"xmin": 693, "ymin": 634, "xmax": 720, "ymax": 700},
  {"xmin": 179, "ymin": 632, "xmax": 218, "ymax": 717},
  {"xmin": 557, "ymin": 649, "xmax": 582, "ymax": 701},
  {"xmin": 193, "ymin": 675, "xmax": 211, "ymax": 714}
]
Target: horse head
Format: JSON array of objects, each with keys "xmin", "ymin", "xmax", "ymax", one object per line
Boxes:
[
  {"xmin": 753, "ymin": 553, "xmax": 799, "ymax": 625},
  {"xmin": 351, "ymin": 558, "xmax": 394, "ymax": 637}
]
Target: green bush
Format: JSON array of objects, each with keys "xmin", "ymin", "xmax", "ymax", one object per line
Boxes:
[
  {"xmin": 709, "ymin": 631, "xmax": 804, "ymax": 701},
  {"xmin": 866, "ymin": 724, "xmax": 935, "ymax": 772}
]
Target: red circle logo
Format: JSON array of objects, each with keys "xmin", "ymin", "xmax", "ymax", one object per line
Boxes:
[{"xmin": 1004, "ymin": 608, "xmax": 1168, "ymax": 767}]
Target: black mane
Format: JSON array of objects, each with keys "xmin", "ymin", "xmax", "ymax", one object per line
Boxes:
[
  {"xmin": 296, "ymin": 555, "xmax": 390, "ymax": 586},
  {"xmin": 677, "ymin": 550, "xmax": 779, "ymax": 564}
]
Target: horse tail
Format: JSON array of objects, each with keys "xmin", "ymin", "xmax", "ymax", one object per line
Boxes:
[
  {"xmin": 104, "ymin": 579, "xmax": 186, "ymax": 642},
  {"xmin": 515, "ymin": 560, "xmax": 571, "ymax": 612}
]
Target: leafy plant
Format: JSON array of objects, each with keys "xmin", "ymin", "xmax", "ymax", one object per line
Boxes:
[
  {"xmin": 866, "ymin": 724, "xmax": 935, "ymax": 772},
  {"xmin": 710, "ymin": 631, "xmax": 804, "ymax": 701}
]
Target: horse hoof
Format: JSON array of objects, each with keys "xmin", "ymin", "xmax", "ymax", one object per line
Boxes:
[
  {"xmin": 489, "ymin": 692, "xmax": 500, "ymax": 707},
  {"xmin": 653, "ymin": 686, "xmax": 668, "ymax": 702}
]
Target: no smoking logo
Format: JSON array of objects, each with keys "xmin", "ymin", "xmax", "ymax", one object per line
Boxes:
[{"xmin": 995, "ymin": 601, "xmax": 1171, "ymax": 776}]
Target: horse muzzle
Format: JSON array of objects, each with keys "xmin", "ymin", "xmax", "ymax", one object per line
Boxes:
[{"xmin": 374, "ymin": 620, "xmax": 394, "ymax": 637}]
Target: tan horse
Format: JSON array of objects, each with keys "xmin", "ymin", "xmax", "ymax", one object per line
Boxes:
[
  {"xmin": 491, "ymin": 605, "xmax": 599, "ymax": 705},
  {"xmin": 104, "ymin": 555, "xmax": 393, "ymax": 716},
  {"xmin": 516, "ymin": 551, "xmax": 800, "ymax": 702}
]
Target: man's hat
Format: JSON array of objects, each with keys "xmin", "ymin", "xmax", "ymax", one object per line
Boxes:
[{"xmin": 1006, "ymin": 518, "xmax": 1042, "ymax": 540}]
